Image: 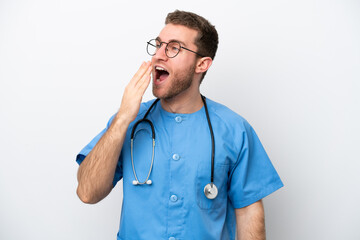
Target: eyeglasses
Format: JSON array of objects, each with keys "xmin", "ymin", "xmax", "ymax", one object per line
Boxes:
[{"xmin": 146, "ymin": 39, "xmax": 204, "ymax": 58}]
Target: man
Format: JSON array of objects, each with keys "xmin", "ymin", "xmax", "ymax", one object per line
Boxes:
[{"xmin": 76, "ymin": 10, "xmax": 283, "ymax": 240}]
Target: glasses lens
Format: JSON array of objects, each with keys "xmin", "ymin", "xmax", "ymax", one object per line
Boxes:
[
  {"xmin": 147, "ymin": 39, "xmax": 158, "ymax": 56},
  {"xmin": 166, "ymin": 41, "xmax": 181, "ymax": 58}
]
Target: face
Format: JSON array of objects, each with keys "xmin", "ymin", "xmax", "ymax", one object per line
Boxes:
[{"xmin": 151, "ymin": 24, "xmax": 200, "ymax": 100}]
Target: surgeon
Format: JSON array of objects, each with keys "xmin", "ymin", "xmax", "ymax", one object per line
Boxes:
[{"xmin": 76, "ymin": 10, "xmax": 283, "ymax": 240}]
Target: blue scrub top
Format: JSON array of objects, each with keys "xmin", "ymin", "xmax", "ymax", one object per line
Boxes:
[{"xmin": 76, "ymin": 98, "xmax": 283, "ymax": 240}]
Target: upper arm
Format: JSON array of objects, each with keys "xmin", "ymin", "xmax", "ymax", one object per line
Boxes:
[
  {"xmin": 235, "ymin": 200, "xmax": 265, "ymax": 240},
  {"xmin": 235, "ymin": 200, "xmax": 264, "ymax": 221}
]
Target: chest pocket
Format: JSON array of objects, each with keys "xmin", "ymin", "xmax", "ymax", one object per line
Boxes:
[{"xmin": 196, "ymin": 161, "xmax": 230, "ymax": 210}]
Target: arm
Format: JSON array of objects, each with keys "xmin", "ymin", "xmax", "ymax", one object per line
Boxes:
[
  {"xmin": 235, "ymin": 200, "xmax": 266, "ymax": 240},
  {"xmin": 76, "ymin": 61, "xmax": 152, "ymax": 204}
]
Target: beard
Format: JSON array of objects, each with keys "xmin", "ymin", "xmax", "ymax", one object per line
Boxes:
[{"xmin": 152, "ymin": 63, "xmax": 196, "ymax": 100}]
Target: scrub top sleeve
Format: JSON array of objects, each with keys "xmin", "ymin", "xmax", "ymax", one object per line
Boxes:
[
  {"xmin": 228, "ymin": 122, "xmax": 283, "ymax": 209},
  {"xmin": 75, "ymin": 114, "xmax": 123, "ymax": 187}
]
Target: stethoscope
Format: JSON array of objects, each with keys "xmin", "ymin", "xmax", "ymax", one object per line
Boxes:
[{"xmin": 130, "ymin": 95, "xmax": 218, "ymax": 200}]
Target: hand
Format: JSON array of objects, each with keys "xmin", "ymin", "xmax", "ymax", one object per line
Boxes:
[{"xmin": 117, "ymin": 61, "xmax": 152, "ymax": 124}]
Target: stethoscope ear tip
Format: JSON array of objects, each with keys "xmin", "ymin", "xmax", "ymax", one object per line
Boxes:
[{"xmin": 132, "ymin": 179, "xmax": 152, "ymax": 185}]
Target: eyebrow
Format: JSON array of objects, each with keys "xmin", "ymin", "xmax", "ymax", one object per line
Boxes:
[{"xmin": 156, "ymin": 37, "xmax": 187, "ymax": 47}]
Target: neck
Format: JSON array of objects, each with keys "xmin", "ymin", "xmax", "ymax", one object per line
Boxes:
[{"xmin": 160, "ymin": 90, "xmax": 203, "ymax": 114}]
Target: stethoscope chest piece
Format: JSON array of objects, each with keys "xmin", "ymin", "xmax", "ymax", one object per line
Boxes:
[{"xmin": 204, "ymin": 183, "xmax": 218, "ymax": 199}]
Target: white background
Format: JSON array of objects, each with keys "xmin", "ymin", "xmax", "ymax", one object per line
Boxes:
[{"xmin": 1, "ymin": 0, "xmax": 359, "ymax": 239}]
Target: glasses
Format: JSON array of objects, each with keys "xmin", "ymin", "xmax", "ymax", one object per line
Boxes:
[{"xmin": 146, "ymin": 39, "xmax": 204, "ymax": 58}]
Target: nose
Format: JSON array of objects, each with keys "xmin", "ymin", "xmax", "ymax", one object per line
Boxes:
[{"xmin": 153, "ymin": 43, "xmax": 168, "ymax": 61}]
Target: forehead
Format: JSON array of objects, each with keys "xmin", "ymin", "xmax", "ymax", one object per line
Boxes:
[{"xmin": 157, "ymin": 24, "xmax": 198, "ymax": 46}]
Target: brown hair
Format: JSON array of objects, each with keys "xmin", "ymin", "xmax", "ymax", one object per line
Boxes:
[{"xmin": 165, "ymin": 10, "xmax": 219, "ymax": 61}]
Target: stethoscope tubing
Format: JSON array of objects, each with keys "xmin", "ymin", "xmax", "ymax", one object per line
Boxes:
[
  {"xmin": 202, "ymin": 95, "xmax": 215, "ymax": 184},
  {"xmin": 130, "ymin": 100, "xmax": 158, "ymax": 185}
]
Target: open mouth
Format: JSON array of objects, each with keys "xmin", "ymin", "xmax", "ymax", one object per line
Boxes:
[{"xmin": 155, "ymin": 66, "xmax": 169, "ymax": 82}]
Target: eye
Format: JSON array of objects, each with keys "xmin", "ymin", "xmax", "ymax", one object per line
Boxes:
[
  {"xmin": 171, "ymin": 46, "xmax": 180, "ymax": 51},
  {"xmin": 168, "ymin": 42, "xmax": 181, "ymax": 52}
]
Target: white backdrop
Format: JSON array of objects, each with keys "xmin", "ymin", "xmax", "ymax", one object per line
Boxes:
[{"xmin": 1, "ymin": 0, "xmax": 359, "ymax": 239}]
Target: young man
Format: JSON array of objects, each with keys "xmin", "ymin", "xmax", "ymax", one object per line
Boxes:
[{"xmin": 76, "ymin": 10, "xmax": 283, "ymax": 240}]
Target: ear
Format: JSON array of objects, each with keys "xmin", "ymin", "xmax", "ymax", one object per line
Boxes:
[{"xmin": 195, "ymin": 57, "xmax": 213, "ymax": 74}]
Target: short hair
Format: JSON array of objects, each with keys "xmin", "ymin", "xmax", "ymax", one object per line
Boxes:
[{"xmin": 165, "ymin": 10, "xmax": 219, "ymax": 61}]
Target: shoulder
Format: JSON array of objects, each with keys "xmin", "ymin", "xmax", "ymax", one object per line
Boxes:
[
  {"xmin": 137, "ymin": 99, "xmax": 158, "ymax": 118},
  {"xmin": 105, "ymin": 99, "xmax": 158, "ymax": 128},
  {"xmin": 206, "ymin": 98, "xmax": 250, "ymax": 131}
]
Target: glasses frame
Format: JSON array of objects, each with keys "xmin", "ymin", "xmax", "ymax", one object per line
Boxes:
[{"xmin": 147, "ymin": 39, "xmax": 205, "ymax": 58}]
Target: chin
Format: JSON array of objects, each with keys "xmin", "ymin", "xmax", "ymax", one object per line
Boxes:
[
  {"xmin": 152, "ymin": 86, "xmax": 164, "ymax": 99},
  {"xmin": 152, "ymin": 88, "xmax": 173, "ymax": 100}
]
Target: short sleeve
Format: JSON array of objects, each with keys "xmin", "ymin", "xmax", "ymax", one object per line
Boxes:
[
  {"xmin": 75, "ymin": 114, "xmax": 123, "ymax": 187},
  {"xmin": 228, "ymin": 121, "xmax": 283, "ymax": 208}
]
